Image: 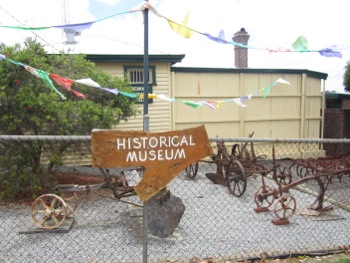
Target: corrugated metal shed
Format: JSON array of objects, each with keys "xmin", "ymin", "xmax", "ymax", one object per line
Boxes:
[{"xmin": 171, "ymin": 67, "xmax": 327, "ymax": 139}]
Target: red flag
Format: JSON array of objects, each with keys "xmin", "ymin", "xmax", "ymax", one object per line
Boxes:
[
  {"xmin": 50, "ymin": 73, "xmax": 86, "ymax": 99},
  {"xmin": 50, "ymin": 73, "xmax": 74, "ymax": 91},
  {"xmin": 72, "ymin": 90, "xmax": 86, "ymax": 99}
]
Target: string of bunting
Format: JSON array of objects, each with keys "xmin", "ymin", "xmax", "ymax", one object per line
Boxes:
[
  {"xmin": 0, "ymin": 52, "xmax": 290, "ymax": 110},
  {"xmin": 138, "ymin": 78, "xmax": 291, "ymax": 109},
  {"xmin": 0, "ymin": 53, "xmax": 138, "ymax": 100},
  {"xmin": 0, "ymin": 1, "xmax": 344, "ymax": 58},
  {"xmin": 143, "ymin": 2, "xmax": 343, "ymax": 58}
]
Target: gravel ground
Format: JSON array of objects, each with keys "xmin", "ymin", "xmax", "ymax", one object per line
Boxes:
[{"xmin": 1, "ymin": 164, "xmax": 349, "ymax": 263}]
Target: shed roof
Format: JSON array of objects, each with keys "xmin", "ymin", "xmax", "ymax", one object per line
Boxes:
[
  {"xmin": 171, "ymin": 67, "xmax": 328, "ymax": 80},
  {"xmin": 325, "ymin": 92, "xmax": 350, "ymax": 99},
  {"xmin": 85, "ymin": 54, "xmax": 185, "ymax": 65}
]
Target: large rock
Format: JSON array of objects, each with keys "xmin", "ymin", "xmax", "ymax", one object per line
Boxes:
[{"xmin": 147, "ymin": 190, "xmax": 185, "ymax": 238}]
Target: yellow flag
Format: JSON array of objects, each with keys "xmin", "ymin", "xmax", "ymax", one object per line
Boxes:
[{"xmin": 166, "ymin": 12, "xmax": 196, "ymax": 39}]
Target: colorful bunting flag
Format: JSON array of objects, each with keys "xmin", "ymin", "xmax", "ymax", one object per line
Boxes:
[
  {"xmin": 143, "ymin": 2, "xmax": 163, "ymax": 17},
  {"xmin": 71, "ymin": 90, "xmax": 86, "ymax": 99},
  {"xmin": 75, "ymin": 78, "xmax": 101, "ymax": 88},
  {"xmin": 0, "ymin": 25, "xmax": 50, "ymax": 30},
  {"xmin": 166, "ymin": 10, "xmax": 196, "ymax": 39},
  {"xmin": 202, "ymin": 102, "xmax": 216, "ymax": 110},
  {"xmin": 119, "ymin": 91, "xmax": 139, "ymax": 98},
  {"xmin": 319, "ymin": 48, "xmax": 342, "ymax": 58},
  {"xmin": 166, "ymin": 18, "xmax": 197, "ymax": 39},
  {"xmin": 292, "ymin": 36, "xmax": 309, "ymax": 52},
  {"xmin": 50, "ymin": 74, "xmax": 75, "ymax": 91},
  {"xmin": 203, "ymin": 30, "xmax": 228, "ymax": 44},
  {"xmin": 276, "ymin": 78, "xmax": 291, "ymax": 85},
  {"xmin": 215, "ymin": 101, "xmax": 224, "ymax": 108},
  {"xmin": 157, "ymin": 94, "xmax": 175, "ymax": 102},
  {"xmin": 24, "ymin": 65, "xmax": 41, "ymax": 78},
  {"xmin": 100, "ymin": 88, "xmax": 119, "ymax": 96},
  {"xmin": 182, "ymin": 100, "xmax": 203, "ymax": 108},
  {"xmin": 233, "ymin": 98, "xmax": 247, "ymax": 108},
  {"xmin": 36, "ymin": 70, "xmax": 67, "ymax": 100},
  {"xmin": 52, "ymin": 22, "xmax": 94, "ymax": 32},
  {"xmin": 50, "ymin": 74, "xmax": 86, "ymax": 99}
]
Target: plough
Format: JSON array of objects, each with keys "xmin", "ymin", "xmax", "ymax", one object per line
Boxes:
[
  {"xmin": 31, "ymin": 167, "xmax": 144, "ymax": 229},
  {"xmin": 254, "ymin": 152, "xmax": 350, "ymax": 224},
  {"xmin": 185, "ymin": 132, "xmax": 292, "ymax": 197},
  {"xmin": 186, "ymin": 135, "xmax": 350, "ymax": 225}
]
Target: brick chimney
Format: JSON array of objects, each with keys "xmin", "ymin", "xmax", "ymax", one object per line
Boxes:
[{"xmin": 232, "ymin": 28, "xmax": 250, "ymax": 68}]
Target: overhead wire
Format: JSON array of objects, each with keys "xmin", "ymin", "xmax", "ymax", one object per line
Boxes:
[{"xmin": 0, "ymin": 6, "xmax": 61, "ymax": 53}]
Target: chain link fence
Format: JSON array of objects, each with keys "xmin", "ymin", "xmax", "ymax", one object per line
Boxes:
[{"xmin": 1, "ymin": 135, "xmax": 349, "ymax": 263}]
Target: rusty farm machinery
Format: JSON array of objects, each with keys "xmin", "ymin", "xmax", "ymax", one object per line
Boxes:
[
  {"xmin": 185, "ymin": 136, "xmax": 350, "ymax": 224},
  {"xmin": 254, "ymin": 152, "xmax": 350, "ymax": 224},
  {"xmin": 185, "ymin": 134, "xmax": 292, "ymax": 197},
  {"xmin": 31, "ymin": 167, "xmax": 144, "ymax": 229}
]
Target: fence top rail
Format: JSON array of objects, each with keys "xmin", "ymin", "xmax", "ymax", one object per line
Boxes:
[
  {"xmin": 1, "ymin": 135, "xmax": 350, "ymax": 144},
  {"xmin": 210, "ymin": 137, "xmax": 350, "ymax": 144},
  {"xmin": 0, "ymin": 135, "xmax": 90, "ymax": 141}
]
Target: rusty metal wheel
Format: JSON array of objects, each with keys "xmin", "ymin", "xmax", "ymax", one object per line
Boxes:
[
  {"xmin": 60, "ymin": 192, "xmax": 78, "ymax": 217},
  {"xmin": 296, "ymin": 164, "xmax": 313, "ymax": 178},
  {"xmin": 254, "ymin": 186, "xmax": 275, "ymax": 208},
  {"xmin": 226, "ymin": 160, "xmax": 247, "ymax": 197},
  {"xmin": 273, "ymin": 163, "xmax": 292, "ymax": 185},
  {"xmin": 273, "ymin": 194, "xmax": 297, "ymax": 220},
  {"xmin": 185, "ymin": 162, "xmax": 199, "ymax": 178},
  {"xmin": 32, "ymin": 194, "xmax": 67, "ymax": 229}
]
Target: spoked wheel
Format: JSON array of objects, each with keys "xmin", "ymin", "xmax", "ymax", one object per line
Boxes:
[
  {"xmin": 295, "ymin": 164, "xmax": 313, "ymax": 178},
  {"xmin": 273, "ymin": 194, "xmax": 297, "ymax": 220},
  {"xmin": 60, "ymin": 192, "xmax": 78, "ymax": 217},
  {"xmin": 32, "ymin": 194, "xmax": 67, "ymax": 229},
  {"xmin": 225, "ymin": 160, "xmax": 247, "ymax": 197},
  {"xmin": 185, "ymin": 162, "xmax": 199, "ymax": 178},
  {"xmin": 254, "ymin": 186, "xmax": 275, "ymax": 208},
  {"xmin": 273, "ymin": 163, "xmax": 292, "ymax": 185}
]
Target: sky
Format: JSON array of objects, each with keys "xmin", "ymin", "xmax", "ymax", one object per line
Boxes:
[{"xmin": 1, "ymin": 0, "xmax": 350, "ymax": 93}]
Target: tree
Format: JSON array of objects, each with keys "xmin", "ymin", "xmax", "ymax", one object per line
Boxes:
[
  {"xmin": 0, "ymin": 38, "xmax": 138, "ymax": 199},
  {"xmin": 343, "ymin": 60, "xmax": 350, "ymax": 92}
]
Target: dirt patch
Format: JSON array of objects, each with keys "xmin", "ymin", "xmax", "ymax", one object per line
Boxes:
[
  {"xmin": 252, "ymin": 252, "xmax": 350, "ymax": 263},
  {"xmin": 188, "ymin": 252, "xmax": 350, "ymax": 263}
]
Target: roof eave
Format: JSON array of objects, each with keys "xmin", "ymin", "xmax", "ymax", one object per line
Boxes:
[
  {"xmin": 171, "ymin": 67, "xmax": 328, "ymax": 80},
  {"xmin": 85, "ymin": 54, "xmax": 185, "ymax": 64}
]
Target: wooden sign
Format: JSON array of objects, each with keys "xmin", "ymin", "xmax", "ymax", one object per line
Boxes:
[{"xmin": 91, "ymin": 125, "xmax": 212, "ymax": 202}]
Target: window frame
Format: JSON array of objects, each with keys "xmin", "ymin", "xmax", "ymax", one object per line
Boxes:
[
  {"xmin": 124, "ymin": 66, "xmax": 156, "ymax": 104},
  {"xmin": 124, "ymin": 66, "xmax": 157, "ymax": 85}
]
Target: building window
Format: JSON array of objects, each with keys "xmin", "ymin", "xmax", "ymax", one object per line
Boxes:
[
  {"xmin": 125, "ymin": 66, "xmax": 156, "ymax": 85},
  {"xmin": 124, "ymin": 66, "xmax": 156, "ymax": 104}
]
